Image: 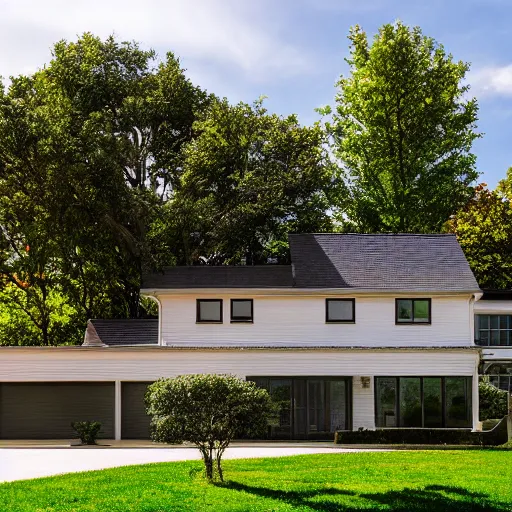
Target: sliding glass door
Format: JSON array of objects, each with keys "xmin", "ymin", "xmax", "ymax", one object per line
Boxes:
[{"xmin": 249, "ymin": 377, "xmax": 351, "ymax": 439}]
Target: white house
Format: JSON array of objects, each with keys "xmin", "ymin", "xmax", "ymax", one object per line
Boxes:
[{"xmin": 0, "ymin": 234, "xmax": 483, "ymax": 440}]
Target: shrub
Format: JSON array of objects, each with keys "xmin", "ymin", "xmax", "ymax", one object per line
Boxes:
[
  {"xmin": 479, "ymin": 380, "xmax": 509, "ymax": 421},
  {"xmin": 146, "ymin": 374, "xmax": 275, "ymax": 481},
  {"xmin": 335, "ymin": 419, "xmax": 508, "ymax": 446},
  {"xmin": 71, "ymin": 421, "xmax": 102, "ymax": 445}
]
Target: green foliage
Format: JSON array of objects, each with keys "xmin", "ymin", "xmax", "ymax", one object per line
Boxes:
[
  {"xmin": 449, "ymin": 181, "xmax": 512, "ymax": 289},
  {"xmin": 479, "ymin": 380, "xmax": 509, "ymax": 421},
  {"xmin": 335, "ymin": 420, "xmax": 508, "ymax": 446},
  {"xmin": 146, "ymin": 374, "xmax": 274, "ymax": 481},
  {"xmin": 2, "ymin": 453, "xmax": 512, "ymax": 511},
  {"xmin": 167, "ymin": 98, "xmax": 334, "ymax": 264},
  {"xmin": 71, "ymin": 421, "xmax": 102, "ymax": 445},
  {"xmin": 330, "ymin": 21, "xmax": 480, "ymax": 232}
]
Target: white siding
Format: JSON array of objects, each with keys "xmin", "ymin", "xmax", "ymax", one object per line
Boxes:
[
  {"xmin": 353, "ymin": 376, "xmax": 375, "ymax": 430},
  {"xmin": 0, "ymin": 348, "xmax": 478, "ymax": 381},
  {"xmin": 474, "ymin": 300, "xmax": 512, "ymax": 314},
  {"xmin": 159, "ymin": 294, "xmax": 473, "ymax": 348}
]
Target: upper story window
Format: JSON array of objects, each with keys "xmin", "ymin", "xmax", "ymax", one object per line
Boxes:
[
  {"xmin": 231, "ymin": 299, "xmax": 253, "ymax": 323},
  {"xmin": 396, "ymin": 299, "xmax": 431, "ymax": 324},
  {"xmin": 196, "ymin": 299, "xmax": 223, "ymax": 323},
  {"xmin": 326, "ymin": 299, "xmax": 355, "ymax": 323},
  {"xmin": 475, "ymin": 315, "xmax": 512, "ymax": 346}
]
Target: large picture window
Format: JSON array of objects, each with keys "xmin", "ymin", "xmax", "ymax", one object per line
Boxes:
[
  {"xmin": 475, "ymin": 315, "xmax": 512, "ymax": 346},
  {"xmin": 396, "ymin": 299, "xmax": 431, "ymax": 324},
  {"xmin": 375, "ymin": 376, "xmax": 472, "ymax": 428},
  {"xmin": 196, "ymin": 299, "xmax": 223, "ymax": 323}
]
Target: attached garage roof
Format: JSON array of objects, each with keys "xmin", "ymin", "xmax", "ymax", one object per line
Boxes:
[{"xmin": 83, "ymin": 319, "xmax": 158, "ymax": 347}]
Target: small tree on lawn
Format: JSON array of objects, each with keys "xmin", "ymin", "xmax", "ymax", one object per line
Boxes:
[{"xmin": 145, "ymin": 374, "xmax": 274, "ymax": 481}]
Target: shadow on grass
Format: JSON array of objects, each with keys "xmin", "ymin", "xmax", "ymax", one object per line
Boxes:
[{"xmin": 216, "ymin": 482, "xmax": 510, "ymax": 511}]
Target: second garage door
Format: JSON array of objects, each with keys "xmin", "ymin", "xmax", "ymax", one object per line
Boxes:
[
  {"xmin": 121, "ymin": 382, "xmax": 153, "ymax": 439},
  {"xmin": 0, "ymin": 382, "xmax": 115, "ymax": 439}
]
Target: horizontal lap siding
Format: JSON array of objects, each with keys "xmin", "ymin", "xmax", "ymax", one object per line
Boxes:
[
  {"xmin": 160, "ymin": 294, "xmax": 472, "ymax": 347},
  {"xmin": 0, "ymin": 350, "xmax": 478, "ymax": 381}
]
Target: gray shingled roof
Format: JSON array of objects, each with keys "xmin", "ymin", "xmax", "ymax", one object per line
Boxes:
[
  {"xmin": 142, "ymin": 265, "xmax": 294, "ymax": 289},
  {"xmin": 289, "ymin": 233, "xmax": 480, "ymax": 292},
  {"xmin": 87, "ymin": 319, "xmax": 158, "ymax": 346}
]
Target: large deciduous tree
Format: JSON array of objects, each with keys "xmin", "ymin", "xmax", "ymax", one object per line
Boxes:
[
  {"xmin": 330, "ymin": 22, "xmax": 480, "ymax": 233},
  {"xmin": 165, "ymin": 99, "xmax": 334, "ymax": 265},
  {"xmin": 449, "ymin": 171, "xmax": 512, "ymax": 290}
]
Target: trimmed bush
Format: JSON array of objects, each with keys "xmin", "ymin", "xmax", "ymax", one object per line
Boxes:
[
  {"xmin": 479, "ymin": 380, "xmax": 509, "ymax": 420},
  {"xmin": 71, "ymin": 421, "xmax": 102, "ymax": 445},
  {"xmin": 335, "ymin": 419, "xmax": 508, "ymax": 446}
]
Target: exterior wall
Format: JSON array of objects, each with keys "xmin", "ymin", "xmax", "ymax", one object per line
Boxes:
[
  {"xmin": 157, "ymin": 293, "xmax": 474, "ymax": 348},
  {"xmin": 475, "ymin": 300, "xmax": 512, "ymax": 362},
  {"xmin": 0, "ymin": 347, "xmax": 479, "ymax": 431}
]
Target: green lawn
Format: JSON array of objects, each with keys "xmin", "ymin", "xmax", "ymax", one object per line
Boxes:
[{"xmin": 1, "ymin": 451, "xmax": 512, "ymax": 511}]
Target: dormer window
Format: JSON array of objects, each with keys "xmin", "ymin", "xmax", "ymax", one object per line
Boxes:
[
  {"xmin": 326, "ymin": 299, "xmax": 355, "ymax": 323},
  {"xmin": 196, "ymin": 299, "xmax": 223, "ymax": 323},
  {"xmin": 396, "ymin": 299, "xmax": 431, "ymax": 324}
]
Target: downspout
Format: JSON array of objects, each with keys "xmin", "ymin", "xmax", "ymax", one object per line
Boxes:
[{"xmin": 145, "ymin": 294, "xmax": 163, "ymax": 346}]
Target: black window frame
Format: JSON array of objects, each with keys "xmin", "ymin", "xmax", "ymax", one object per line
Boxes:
[
  {"xmin": 196, "ymin": 299, "xmax": 223, "ymax": 323},
  {"xmin": 395, "ymin": 298, "xmax": 431, "ymax": 325},
  {"xmin": 325, "ymin": 298, "xmax": 356, "ymax": 323},
  {"xmin": 230, "ymin": 299, "xmax": 254, "ymax": 323},
  {"xmin": 374, "ymin": 376, "xmax": 472, "ymax": 428}
]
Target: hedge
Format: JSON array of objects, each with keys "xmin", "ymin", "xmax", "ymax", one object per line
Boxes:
[{"xmin": 335, "ymin": 417, "xmax": 508, "ymax": 446}]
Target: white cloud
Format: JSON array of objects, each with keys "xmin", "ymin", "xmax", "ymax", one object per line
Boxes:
[
  {"xmin": 0, "ymin": 0, "xmax": 311, "ymax": 83},
  {"xmin": 470, "ymin": 65, "xmax": 512, "ymax": 97}
]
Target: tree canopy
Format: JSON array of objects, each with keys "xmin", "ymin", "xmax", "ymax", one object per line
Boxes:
[
  {"xmin": 328, "ymin": 21, "xmax": 480, "ymax": 233},
  {"xmin": 449, "ymin": 170, "xmax": 512, "ymax": 290}
]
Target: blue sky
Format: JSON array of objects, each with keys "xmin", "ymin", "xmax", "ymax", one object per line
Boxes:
[{"xmin": 1, "ymin": 0, "xmax": 510, "ymax": 187}]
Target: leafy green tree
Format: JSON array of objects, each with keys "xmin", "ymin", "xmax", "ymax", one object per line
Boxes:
[
  {"xmin": 168, "ymin": 99, "xmax": 334, "ymax": 264},
  {"xmin": 328, "ymin": 21, "xmax": 480, "ymax": 233},
  {"xmin": 146, "ymin": 374, "xmax": 274, "ymax": 481},
  {"xmin": 479, "ymin": 380, "xmax": 509, "ymax": 420},
  {"xmin": 449, "ymin": 179, "xmax": 512, "ymax": 290}
]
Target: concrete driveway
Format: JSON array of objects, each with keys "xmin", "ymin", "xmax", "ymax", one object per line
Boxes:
[{"xmin": 0, "ymin": 445, "xmax": 381, "ymax": 483}]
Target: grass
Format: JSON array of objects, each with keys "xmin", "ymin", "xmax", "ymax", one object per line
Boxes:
[{"xmin": 1, "ymin": 451, "xmax": 512, "ymax": 511}]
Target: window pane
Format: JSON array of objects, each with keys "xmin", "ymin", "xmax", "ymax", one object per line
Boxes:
[
  {"xmin": 397, "ymin": 300, "xmax": 413, "ymax": 322},
  {"xmin": 490, "ymin": 316, "xmax": 499, "ymax": 329},
  {"xmin": 198, "ymin": 300, "xmax": 221, "ymax": 322},
  {"xmin": 232, "ymin": 300, "xmax": 252, "ymax": 320},
  {"xmin": 399, "ymin": 378, "xmax": 422, "ymax": 427},
  {"xmin": 479, "ymin": 331, "xmax": 489, "ymax": 345},
  {"xmin": 500, "ymin": 316, "xmax": 509, "ymax": 329},
  {"xmin": 500, "ymin": 330, "xmax": 509, "ymax": 346},
  {"xmin": 445, "ymin": 377, "xmax": 472, "ymax": 427},
  {"xmin": 479, "ymin": 316, "xmax": 489, "ymax": 329},
  {"xmin": 423, "ymin": 378, "xmax": 443, "ymax": 428},
  {"xmin": 376, "ymin": 378, "xmax": 397, "ymax": 427},
  {"xmin": 328, "ymin": 381, "xmax": 347, "ymax": 432},
  {"xmin": 327, "ymin": 300, "xmax": 353, "ymax": 321},
  {"xmin": 413, "ymin": 300, "xmax": 430, "ymax": 322},
  {"xmin": 491, "ymin": 330, "xmax": 500, "ymax": 346}
]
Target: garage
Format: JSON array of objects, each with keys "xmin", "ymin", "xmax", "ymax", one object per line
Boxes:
[
  {"xmin": 0, "ymin": 382, "xmax": 115, "ymax": 439},
  {"xmin": 121, "ymin": 382, "xmax": 153, "ymax": 439}
]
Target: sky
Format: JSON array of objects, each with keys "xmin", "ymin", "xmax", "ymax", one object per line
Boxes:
[{"xmin": 1, "ymin": 0, "xmax": 511, "ymax": 188}]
